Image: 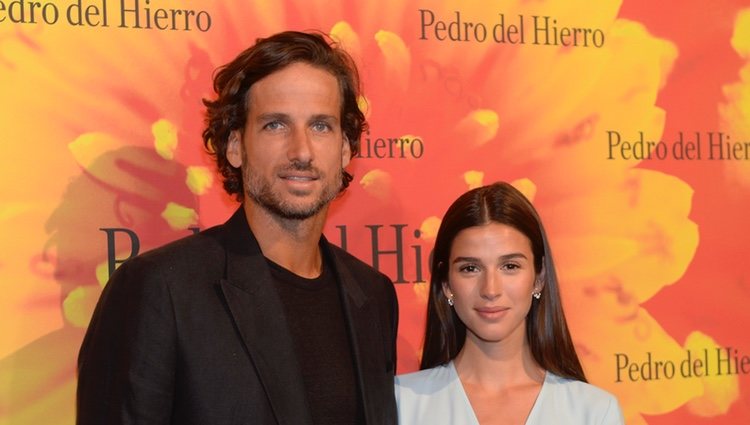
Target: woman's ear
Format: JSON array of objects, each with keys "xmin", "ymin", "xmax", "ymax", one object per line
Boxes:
[
  {"xmin": 534, "ymin": 262, "xmax": 547, "ymax": 293},
  {"xmin": 441, "ymin": 281, "xmax": 455, "ymax": 306}
]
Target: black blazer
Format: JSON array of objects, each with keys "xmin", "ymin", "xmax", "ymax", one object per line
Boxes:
[{"xmin": 77, "ymin": 208, "xmax": 399, "ymax": 424}]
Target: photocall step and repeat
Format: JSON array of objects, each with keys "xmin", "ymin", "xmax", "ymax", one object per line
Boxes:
[{"xmin": 1, "ymin": 0, "xmax": 749, "ymax": 423}]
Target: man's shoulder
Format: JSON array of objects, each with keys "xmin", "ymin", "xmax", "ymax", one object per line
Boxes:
[
  {"xmin": 143, "ymin": 224, "xmax": 223, "ymax": 260},
  {"xmin": 325, "ymin": 241, "xmax": 391, "ymax": 283},
  {"xmin": 113, "ymin": 223, "xmax": 227, "ymax": 281}
]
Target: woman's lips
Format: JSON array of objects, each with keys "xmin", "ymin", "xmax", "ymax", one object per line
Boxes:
[{"xmin": 475, "ymin": 306, "xmax": 509, "ymax": 319}]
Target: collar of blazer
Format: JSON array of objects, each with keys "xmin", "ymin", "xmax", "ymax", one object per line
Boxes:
[
  {"xmin": 218, "ymin": 206, "xmax": 369, "ymax": 305},
  {"xmin": 216, "ymin": 207, "xmax": 384, "ymax": 425}
]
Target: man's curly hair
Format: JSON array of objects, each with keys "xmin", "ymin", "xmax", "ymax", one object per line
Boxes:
[{"xmin": 202, "ymin": 31, "xmax": 367, "ymax": 201}]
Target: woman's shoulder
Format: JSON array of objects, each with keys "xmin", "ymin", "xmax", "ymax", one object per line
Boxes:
[
  {"xmin": 395, "ymin": 363, "xmax": 456, "ymax": 392},
  {"xmin": 545, "ymin": 373, "xmax": 618, "ymax": 403},
  {"xmin": 534, "ymin": 373, "xmax": 624, "ymax": 424},
  {"xmin": 395, "ymin": 362, "xmax": 478, "ymax": 425}
]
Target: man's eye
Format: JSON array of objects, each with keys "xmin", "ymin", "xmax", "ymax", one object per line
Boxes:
[
  {"xmin": 312, "ymin": 122, "xmax": 332, "ymax": 132},
  {"xmin": 264, "ymin": 121, "xmax": 284, "ymax": 131}
]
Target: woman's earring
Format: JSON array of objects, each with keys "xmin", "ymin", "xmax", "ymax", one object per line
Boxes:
[
  {"xmin": 447, "ymin": 294, "xmax": 454, "ymax": 306},
  {"xmin": 532, "ymin": 291, "xmax": 541, "ymax": 300}
]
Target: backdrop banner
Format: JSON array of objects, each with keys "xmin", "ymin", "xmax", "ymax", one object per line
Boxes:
[{"xmin": 1, "ymin": 1, "xmax": 749, "ymax": 424}]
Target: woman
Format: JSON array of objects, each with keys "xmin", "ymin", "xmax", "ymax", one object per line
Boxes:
[{"xmin": 396, "ymin": 182, "xmax": 624, "ymax": 424}]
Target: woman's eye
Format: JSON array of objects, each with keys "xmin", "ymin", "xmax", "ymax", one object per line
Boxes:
[
  {"xmin": 459, "ymin": 264, "xmax": 480, "ymax": 273},
  {"xmin": 502, "ymin": 263, "xmax": 520, "ymax": 271}
]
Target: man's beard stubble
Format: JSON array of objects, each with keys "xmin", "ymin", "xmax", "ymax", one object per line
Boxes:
[{"xmin": 242, "ymin": 159, "xmax": 342, "ymax": 221}]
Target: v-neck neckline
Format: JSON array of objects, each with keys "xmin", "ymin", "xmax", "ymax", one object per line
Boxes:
[{"xmin": 448, "ymin": 361, "xmax": 549, "ymax": 425}]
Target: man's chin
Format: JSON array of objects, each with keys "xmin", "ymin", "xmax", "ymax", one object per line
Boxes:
[
  {"xmin": 258, "ymin": 199, "xmax": 327, "ymax": 221},
  {"xmin": 286, "ymin": 188, "xmax": 316, "ymax": 197},
  {"xmin": 276, "ymin": 207, "xmax": 324, "ymax": 221},
  {"xmin": 246, "ymin": 184, "xmax": 338, "ymax": 221}
]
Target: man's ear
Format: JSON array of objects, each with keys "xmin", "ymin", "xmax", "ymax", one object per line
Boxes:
[
  {"xmin": 227, "ymin": 131, "xmax": 242, "ymax": 168},
  {"xmin": 341, "ymin": 135, "xmax": 351, "ymax": 168}
]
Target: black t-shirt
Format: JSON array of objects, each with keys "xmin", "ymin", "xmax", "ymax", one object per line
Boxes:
[{"xmin": 268, "ymin": 257, "xmax": 363, "ymax": 425}]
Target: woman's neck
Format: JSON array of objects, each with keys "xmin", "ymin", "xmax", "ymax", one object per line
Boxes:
[{"xmin": 453, "ymin": 335, "xmax": 545, "ymax": 391}]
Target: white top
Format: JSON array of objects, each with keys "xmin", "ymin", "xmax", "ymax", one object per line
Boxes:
[{"xmin": 395, "ymin": 362, "xmax": 624, "ymax": 425}]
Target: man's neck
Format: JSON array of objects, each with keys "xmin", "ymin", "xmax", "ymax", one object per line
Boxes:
[{"xmin": 243, "ymin": 201, "xmax": 328, "ymax": 278}]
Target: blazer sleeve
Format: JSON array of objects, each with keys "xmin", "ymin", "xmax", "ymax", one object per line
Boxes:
[{"xmin": 77, "ymin": 257, "xmax": 177, "ymax": 425}]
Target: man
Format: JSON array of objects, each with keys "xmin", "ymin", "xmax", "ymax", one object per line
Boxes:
[{"xmin": 77, "ymin": 31, "xmax": 399, "ymax": 425}]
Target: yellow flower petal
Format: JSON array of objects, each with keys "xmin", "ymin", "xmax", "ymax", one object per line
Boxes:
[
  {"xmin": 330, "ymin": 21, "xmax": 362, "ymax": 59},
  {"xmin": 510, "ymin": 178, "xmax": 537, "ymax": 202},
  {"xmin": 152, "ymin": 119, "xmax": 178, "ymax": 160},
  {"xmin": 96, "ymin": 262, "xmax": 110, "ymax": 287},
  {"xmin": 573, "ymin": 305, "xmax": 703, "ymax": 418},
  {"xmin": 719, "ymin": 9, "xmax": 750, "ymax": 185},
  {"xmin": 62, "ymin": 286, "xmax": 101, "ymax": 328},
  {"xmin": 685, "ymin": 332, "xmax": 740, "ymax": 417},
  {"xmin": 359, "ymin": 169, "xmax": 392, "ymax": 201},
  {"xmin": 455, "ymin": 109, "xmax": 500, "ymax": 147},
  {"xmin": 412, "ymin": 281, "xmax": 429, "ymax": 304},
  {"xmin": 68, "ymin": 132, "xmax": 123, "ymax": 170},
  {"xmin": 161, "ymin": 202, "xmax": 198, "ymax": 230},
  {"xmin": 730, "ymin": 8, "xmax": 750, "ymax": 58},
  {"xmin": 463, "ymin": 170, "xmax": 484, "ymax": 189},
  {"xmin": 419, "ymin": 216, "xmax": 441, "ymax": 241},
  {"xmin": 357, "ymin": 95, "xmax": 371, "ymax": 118},
  {"xmin": 0, "ymin": 202, "xmax": 33, "ymax": 221},
  {"xmin": 186, "ymin": 166, "xmax": 214, "ymax": 195},
  {"xmin": 550, "ymin": 169, "xmax": 697, "ymax": 301},
  {"xmin": 375, "ymin": 30, "xmax": 410, "ymax": 91}
]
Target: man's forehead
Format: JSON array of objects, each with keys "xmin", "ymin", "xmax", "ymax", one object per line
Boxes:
[{"xmin": 245, "ymin": 63, "xmax": 343, "ymax": 113}]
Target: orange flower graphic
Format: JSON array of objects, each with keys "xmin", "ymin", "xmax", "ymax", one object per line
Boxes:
[
  {"xmin": 720, "ymin": 8, "xmax": 750, "ymax": 185},
  {"xmin": 0, "ymin": 0, "xmax": 738, "ymax": 424}
]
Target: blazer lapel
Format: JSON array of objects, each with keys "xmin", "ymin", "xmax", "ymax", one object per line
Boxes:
[
  {"xmin": 217, "ymin": 209, "xmax": 313, "ymax": 425},
  {"xmin": 324, "ymin": 241, "xmax": 390, "ymax": 425}
]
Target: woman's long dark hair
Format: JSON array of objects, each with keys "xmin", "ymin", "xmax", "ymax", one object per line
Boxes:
[{"xmin": 420, "ymin": 182, "xmax": 587, "ymax": 382}]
